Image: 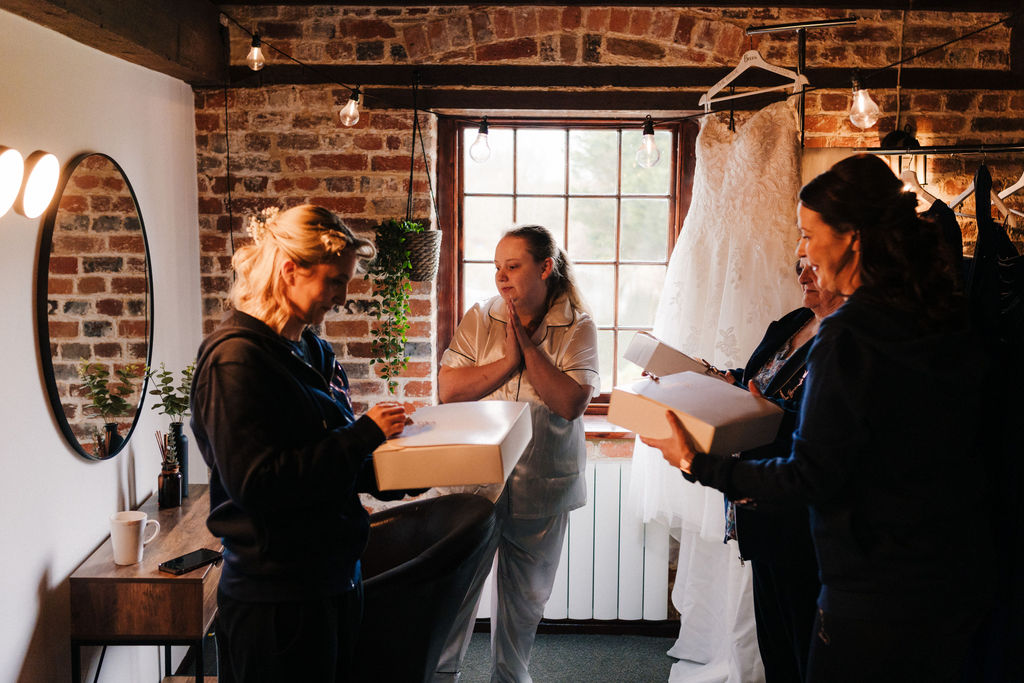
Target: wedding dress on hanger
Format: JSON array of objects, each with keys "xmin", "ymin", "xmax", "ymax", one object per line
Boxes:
[{"xmin": 627, "ymin": 99, "xmax": 803, "ymax": 683}]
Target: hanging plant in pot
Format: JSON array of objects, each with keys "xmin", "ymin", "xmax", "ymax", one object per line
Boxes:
[
  {"xmin": 146, "ymin": 361, "xmax": 195, "ymax": 505},
  {"xmin": 362, "ymin": 81, "xmax": 444, "ymax": 393},
  {"xmin": 77, "ymin": 360, "xmax": 144, "ymax": 458},
  {"xmin": 402, "ymin": 82, "xmax": 442, "ymax": 282},
  {"xmin": 366, "ymin": 219, "xmax": 423, "ymax": 394},
  {"xmin": 405, "ymin": 218, "xmax": 442, "ymax": 282}
]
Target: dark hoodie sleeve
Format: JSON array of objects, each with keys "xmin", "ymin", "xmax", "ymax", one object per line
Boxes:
[
  {"xmin": 193, "ymin": 337, "xmax": 386, "ymax": 511},
  {"xmin": 691, "ymin": 321, "xmax": 868, "ymax": 504}
]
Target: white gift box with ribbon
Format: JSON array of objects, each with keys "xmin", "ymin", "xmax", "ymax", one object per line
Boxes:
[{"xmin": 623, "ymin": 331, "xmax": 723, "ymax": 379}]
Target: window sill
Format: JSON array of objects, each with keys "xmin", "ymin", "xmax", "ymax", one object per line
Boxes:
[{"xmin": 584, "ymin": 414, "xmax": 633, "ymax": 440}]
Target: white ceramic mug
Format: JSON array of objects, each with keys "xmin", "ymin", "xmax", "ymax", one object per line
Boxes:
[{"xmin": 109, "ymin": 510, "xmax": 160, "ymax": 565}]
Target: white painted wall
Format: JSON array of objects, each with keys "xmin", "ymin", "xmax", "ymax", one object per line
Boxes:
[{"xmin": 0, "ymin": 10, "xmax": 203, "ymax": 682}]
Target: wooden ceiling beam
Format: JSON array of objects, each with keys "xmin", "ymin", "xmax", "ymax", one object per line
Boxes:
[
  {"xmin": 226, "ymin": 1, "xmax": 1021, "ymax": 11},
  {"xmin": 1011, "ymin": 9, "xmax": 1024, "ymax": 76},
  {"xmin": 1, "ymin": 0, "xmax": 226, "ymax": 85},
  {"xmin": 3, "ymin": 2, "xmax": 1017, "ymax": 87},
  {"xmin": 226, "ymin": 63, "xmax": 1024, "ymax": 95}
]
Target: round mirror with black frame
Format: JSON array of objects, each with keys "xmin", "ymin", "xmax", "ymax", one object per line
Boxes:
[{"xmin": 36, "ymin": 152, "xmax": 153, "ymax": 460}]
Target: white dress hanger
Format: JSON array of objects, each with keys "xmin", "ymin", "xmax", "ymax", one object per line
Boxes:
[
  {"xmin": 949, "ymin": 181, "xmax": 976, "ymax": 210},
  {"xmin": 951, "ymin": 177, "xmax": 1020, "ymax": 227},
  {"xmin": 997, "ymin": 169, "xmax": 1024, "ymax": 201},
  {"xmin": 698, "ymin": 49, "xmax": 809, "ymax": 112},
  {"xmin": 900, "ymin": 169, "xmax": 939, "ymax": 207}
]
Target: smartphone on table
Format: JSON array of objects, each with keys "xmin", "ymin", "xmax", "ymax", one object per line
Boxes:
[{"xmin": 158, "ymin": 548, "xmax": 223, "ymax": 575}]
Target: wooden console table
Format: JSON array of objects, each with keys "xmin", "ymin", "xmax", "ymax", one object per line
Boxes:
[{"xmin": 70, "ymin": 484, "xmax": 220, "ymax": 682}]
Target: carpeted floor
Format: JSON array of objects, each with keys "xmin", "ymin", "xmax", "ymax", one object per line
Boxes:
[
  {"xmin": 460, "ymin": 631, "xmax": 677, "ymax": 682},
  {"xmin": 197, "ymin": 630, "xmax": 678, "ymax": 681}
]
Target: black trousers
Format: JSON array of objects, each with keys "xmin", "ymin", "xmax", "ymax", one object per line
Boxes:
[
  {"xmin": 215, "ymin": 584, "xmax": 363, "ymax": 683},
  {"xmin": 750, "ymin": 558, "xmax": 819, "ymax": 683},
  {"xmin": 806, "ymin": 606, "xmax": 981, "ymax": 683}
]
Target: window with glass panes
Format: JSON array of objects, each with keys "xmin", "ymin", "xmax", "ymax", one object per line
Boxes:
[{"xmin": 457, "ymin": 120, "xmax": 680, "ymax": 402}]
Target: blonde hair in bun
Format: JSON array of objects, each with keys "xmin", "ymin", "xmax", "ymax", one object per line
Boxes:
[{"xmin": 231, "ymin": 204, "xmax": 375, "ymax": 333}]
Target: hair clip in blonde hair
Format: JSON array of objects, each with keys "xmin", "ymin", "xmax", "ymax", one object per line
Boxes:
[
  {"xmin": 247, "ymin": 206, "xmax": 280, "ymax": 244},
  {"xmin": 319, "ymin": 230, "xmax": 350, "ymax": 254}
]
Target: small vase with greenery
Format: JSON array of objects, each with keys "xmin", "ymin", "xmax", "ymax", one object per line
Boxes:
[
  {"xmin": 146, "ymin": 361, "xmax": 195, "ymax": 496},
  {"xmin": 78, "ymin": 360, "xmax": 144, "ymax": 458},
  {"xmin": 366, "ymin": 219, "xmax": 424, "ymax": 394}
]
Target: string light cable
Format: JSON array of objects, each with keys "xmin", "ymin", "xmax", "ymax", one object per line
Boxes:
[
  {"xmin": 218, "ymin": 13, "xmax": 237, "ymax": 265},
  {"xmin": 646, "ymin": 8, "xmax": 1021, "ymax": 130},
  {"xmin": 218, "ymin": 10, "xmax": 650, "ymax": 138},
  {"xmin": 216, "ymin": 7, "xmax": 1021, "ymax": 162},
  {"xmin": 220, "ymin": 12, "xmax": 361, "ymax": 124}
]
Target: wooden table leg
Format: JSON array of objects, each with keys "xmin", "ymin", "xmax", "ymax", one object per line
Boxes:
[
  {"xmin": 71, "ymin": 641, "xmax": 80, "ymax": 683},
  {"xmin": 196, "ymin": 636, "xmax": 204, "ymax": 683}
]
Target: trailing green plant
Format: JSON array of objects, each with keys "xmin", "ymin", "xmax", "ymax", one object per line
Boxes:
[
  {"xmin": 145, "ymin": 361, "xmax": 195, "ymax": 423},
  {"xmin": 365, "ymin": 218, "xmax": 424, "ymax": 393},
  {"xmin": 78, "ymin": 360, "xmax": 144, "ymax": 422}
]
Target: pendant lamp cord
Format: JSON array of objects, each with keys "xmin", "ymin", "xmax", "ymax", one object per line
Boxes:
[
  {"xmin": 405, "ymin": 73, "xmax": 441, "ymax": 230},
  {"xmin": 894, "ymin": 5, "xmax": 909, "ymax": 132},
  {"xmin": 406, "ymin": 80, "xmax": 417, "ymax": 223},
  {"xmin": 418, "ymin": 103, "xmax": 440, "ymax": 231},
  {"xmin": 221, "ymin": 18, "xmax": 237, "ymax": 283}
]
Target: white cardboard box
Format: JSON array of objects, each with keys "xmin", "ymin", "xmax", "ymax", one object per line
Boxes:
[
  {"xmin": 623, "ymin": 331, "xmax": 721, "ymax": 379},
  {"xmin": 607, "ymin": 371, "xmax": 783, "ymax": 455},
  {"xmin": 373, "ymin": 401, "xmax": 532, "ymax": 490}
]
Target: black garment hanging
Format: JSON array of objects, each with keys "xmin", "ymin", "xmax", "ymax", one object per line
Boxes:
[
  {"xmin": 961, "ymin": 163, "xmax": 1024, "ymax": 683},
  {"xmin": 966, "ymin": 164, "xmax": 1024, "ymax": 346},
  {"xmin": 922, "ymin": 199, "xmax": 966, "ymax": 285}
]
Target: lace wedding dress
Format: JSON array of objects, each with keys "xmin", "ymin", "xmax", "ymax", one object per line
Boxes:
[{"xmin": 627, "ymin": 99, "xmax": 803, "ymax": 683}]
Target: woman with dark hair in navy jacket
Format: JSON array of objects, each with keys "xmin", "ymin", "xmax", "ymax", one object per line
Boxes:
[{"xmin": 644, "ymin": 155, "xmax": 993, "ymax": 683}]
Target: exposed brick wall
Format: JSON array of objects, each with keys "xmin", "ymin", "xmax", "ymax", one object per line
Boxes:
[
  {"xmin": 222, "ymin": 6, "xmax": 1010, "ymax": 70},
  {"xmin": 46, "ymin": 154, "xmax": 148, "ymax": 452},
  {"xmin": 194, "ymin": 85, "xmax": 437, "ymax": 410},
  {"xmin": 198, "ymin": 5, "xmax": 1022, "ymax": 409}
]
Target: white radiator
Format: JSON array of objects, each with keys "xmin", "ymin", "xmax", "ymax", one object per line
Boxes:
[{"xmin": 476, "ymin": 459, "xmax": 670, "ymax": 621}]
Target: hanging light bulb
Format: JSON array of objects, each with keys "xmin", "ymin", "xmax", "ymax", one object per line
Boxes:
[
  {"xmin": 849, "ymin": 71, "xmax": 880, "ymax": 130},
  {"xmin": 469, "ymin": 117, "xmax": 490, "ymax": 163},
  {"xmin": 0, "ymin": 147, "xmax": 25, "ymax": 218},
  {"xmin": 635, "ymin": 115, "xmax": 661, "ymax": 168},
  {"xmin": 246, "ymin": 33, "xmax": 265, "ymax": 71},
  {"xmin": 339, "ymin": 87, "xmax": 361, "ymax": 127}
]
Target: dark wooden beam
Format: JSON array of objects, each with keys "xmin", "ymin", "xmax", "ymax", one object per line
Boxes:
[
  {"xmin": 226, "ymin": 1, "xmax": 1021, "ymax": 11},
  {"xmin": 364, "ymin": 87, "xmax": 705, "ymax": 112},
  {"xmin": 227, "ymin": 64, "xmax": 1024, "ymax": 97},
  {"xmin": 1, "ymin": 0, "xmax": 227, "ymax": 85},
  {"xmin": 1011, "ymin": 5, "xmax": 1024, "ymax": 77}
]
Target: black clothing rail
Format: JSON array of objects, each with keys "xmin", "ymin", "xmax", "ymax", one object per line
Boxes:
[{"xmin": 867, "ymin": 143, "xmax": 1024, "ymax": 155}]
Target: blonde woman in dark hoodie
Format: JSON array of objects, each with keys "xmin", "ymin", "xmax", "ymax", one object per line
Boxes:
[{"xmin": 191, "ymin": 204, "xmax": 407, "ymax": 682}]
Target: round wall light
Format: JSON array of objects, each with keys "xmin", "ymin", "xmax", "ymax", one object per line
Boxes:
[
  {"xmin": 15, "ymin": 151, "xmax": 60, "ymax": 219},
  {"xmin": 0, "ymin": 147, "xmax": 25, "ymax": 218}
]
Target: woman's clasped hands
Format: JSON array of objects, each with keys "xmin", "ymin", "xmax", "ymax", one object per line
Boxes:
[{"xmin": 502, "ymin": 297, "xmax": 539, "ymax": 373}]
